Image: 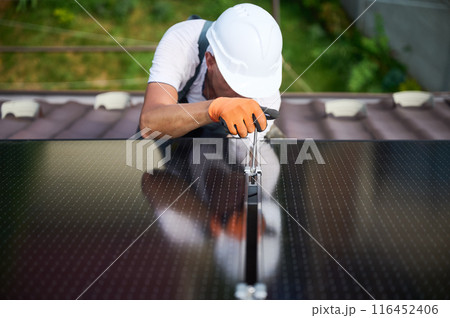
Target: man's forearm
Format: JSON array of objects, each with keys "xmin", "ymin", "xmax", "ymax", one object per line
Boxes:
[{"xmin": 139, "ymin": 101, "xmax": 214, "ymax": 138}]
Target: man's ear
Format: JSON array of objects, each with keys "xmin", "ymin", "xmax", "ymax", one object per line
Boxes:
[{"xmin": 205, "ymin": 52, "xmax": 216, "ymax": 69}]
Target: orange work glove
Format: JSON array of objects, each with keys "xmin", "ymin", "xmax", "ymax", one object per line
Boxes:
[{"xmin": 208, "ymin": 97, "xmax": 267, "ymax": 138}]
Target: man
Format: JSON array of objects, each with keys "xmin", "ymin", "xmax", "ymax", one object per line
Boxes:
[{"xmin": 139, "ymin": 3, "xmax": 283, "ymax": 139}]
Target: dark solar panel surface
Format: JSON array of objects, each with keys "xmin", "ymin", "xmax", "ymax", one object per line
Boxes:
[
  {"xmin": 0, "ymin": 140, "xmax": 449, "ymax": 299},
  {"xmin": 263, "ymin": 141, "xmax": 450, "ymax": 299},
  {"xmin": 0, "ymin": 140, "xmax": 245, "ymax": 299}
]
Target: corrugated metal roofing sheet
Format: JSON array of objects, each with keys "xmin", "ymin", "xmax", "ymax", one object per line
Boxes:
[
  {"xmin": 0, "ymin": 91, "xmax": 449, "ymax": 140},
  {"xmin": 0, "ymin": 91, "xmax": 142, "ymax": 139},
  {"xmin": 277, "ymin": 92, "xmax": 450, "ymax": 140}
]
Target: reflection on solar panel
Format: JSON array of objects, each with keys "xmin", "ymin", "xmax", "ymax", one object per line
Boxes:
[
  {"xmin": 0, "ymin": 140, "xmax": 449, "ymax": 299},
  {"xmin": 264, "ymin": 141, "xmax": 450, "ymax": 299}
]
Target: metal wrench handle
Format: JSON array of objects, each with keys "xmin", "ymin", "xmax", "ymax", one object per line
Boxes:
[{"xmin": 251, "ymin": 130, "xmax": 258, "ymax": 175}]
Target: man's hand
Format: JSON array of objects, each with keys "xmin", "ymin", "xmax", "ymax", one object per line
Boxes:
[{"xmin": 208, "ymin": 97, "xmax": 267, "ymax": 138}]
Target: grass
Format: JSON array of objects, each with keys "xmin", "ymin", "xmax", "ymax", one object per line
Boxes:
[{"xmin": 0, "ymin": 0, "xmax": 419, "ymax": 92}]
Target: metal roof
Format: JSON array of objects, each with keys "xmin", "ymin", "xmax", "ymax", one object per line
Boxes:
[
  {"xmin": 278, "ymin": 92, "xmax": 450, "ymax": 140},
  {"xmin": 0, "ymin": 90, "xmax": 449, "ymax": 140}
]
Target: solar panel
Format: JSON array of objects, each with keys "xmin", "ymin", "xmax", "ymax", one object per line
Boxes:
[
  {"xmin": 0, "ymin": 140, "xmax": 449, "ymax": 299},
  {"xmin": 0, "ymin": 140, "xmax": 245, "ymax": 299},
  {"xmin": 263, "ymin": 141, "xmax": 450, "ymax": 299}
]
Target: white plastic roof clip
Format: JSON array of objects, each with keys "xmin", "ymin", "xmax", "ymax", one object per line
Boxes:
[
  {"xmin": 393, "ymin": 91, "xmax": 433, "ymax": 108},
  {"xmin": 325, "ymin": 99, "xmax": 367, "ymax": 118},
  {"xmin": 94, "ymin": 92, "xmax": 131, "ymax": 110},
  {"xmin": 1, "ymin": 99, "xmax": 40, "ymax": 119}
]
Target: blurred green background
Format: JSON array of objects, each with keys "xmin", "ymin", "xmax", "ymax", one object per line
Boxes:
[{"xmin": 0, "ymin": 0, "xmax": 421, "ymax": 92}]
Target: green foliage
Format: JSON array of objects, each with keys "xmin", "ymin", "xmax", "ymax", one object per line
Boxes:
[
  {"xmin": 83, "ymin": 0, "xmax": 140, "ymax": 21},
  {"xmin": 399, "ymin": 77, "xmax": 422, "ymax": 91},
  {"xmin": 151, "ymin": 1, "xmax": 174, "ymax": 22},
  {"xmin": 359, "ymin": 16, "xmax": 392, "ymax": 66},
  {"xmin": 282, "ymin": 3, "xmax": 419, "ymax": 92},
  {"xmin": 53, "ymin": 8, "xmax": 75, "ymax": 26},
  {"xmin": 348, "ymin": 58, "xmax": 378, "ymax": 92},
  {"xmin": 318, "ymin": 2, "xmax": 348, "ymax": 35},
  {"xmin": 382, "ymin": 68, "xmax": 405, "ymax": 91},
  {"xmin": 206, "ymin": 0, "xmax": 238, "ymax": 18},
  {"xmin": 346, "ymin": 14, "xmax": 415, "ymax": 92},
  {"xmin": 16, "ymin": 0, "xmax": 37, "ymax": 11},
  {"xmin": 302, "ymin": 0, "xmax": 317, "ymax": 8},
  {"xmin": 308, "ymin": 23, "xmax": 326, "ymax": 42},
  {"xmin": 1, "ymin": 0, "xmax": 420, "ymax": 92}
]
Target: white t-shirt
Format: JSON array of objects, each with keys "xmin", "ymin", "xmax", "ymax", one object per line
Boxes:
[{"xmin": 148, "ymin": 19, "xmax": 281, "ymax": 138}]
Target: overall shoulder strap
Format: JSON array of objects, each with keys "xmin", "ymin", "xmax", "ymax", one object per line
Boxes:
[{"xmin": 178, "ymin": 20, "xmax": 213, "ymax": 103}]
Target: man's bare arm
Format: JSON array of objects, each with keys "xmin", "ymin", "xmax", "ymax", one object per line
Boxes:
[{"xmin": 139, "ymin": 82, "xmax": 213, "ymax": 138}]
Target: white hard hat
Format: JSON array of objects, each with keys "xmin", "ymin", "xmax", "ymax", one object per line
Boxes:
[{"xmin": 206, "ymin": 3, "xmax": 283, "ymax": 98}]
